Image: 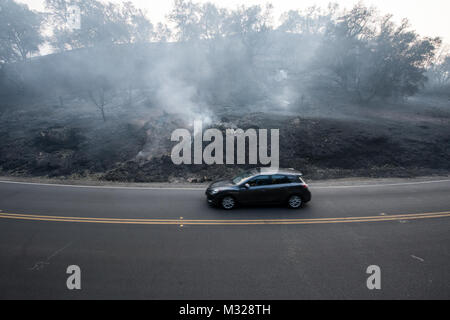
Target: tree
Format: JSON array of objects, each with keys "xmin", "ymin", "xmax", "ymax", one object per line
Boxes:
[
  {"xmin": 168, "ymin": 1, "xmax": 273, "ymax": 43},
  {"xmin": 45, "ymin": 0, "xmax": 153, "ymax": 51},
  {"xmin": 278, "ymin": 4, "xmax": 337, "ymax": 36},
  {"xmin": 153, "ymin": 22, "xmax": 172, "ymax": 42},
  {"xmin": 315, "ymin": 4, "xmax": 441, "ymax": 102},
  {"xmin": 369, "ymin": 18, "xmax": 440, "ymax": 99},
  {"xmin": 87, "ymin": 76, "xmax": 111, "ymax": 122},
  {"xmin": 168, "ymin": 0, "xmax": 229, "ymax": 42},
  {"xmin": 432, "ymin": 56, "xmax": 450, "ymax": 86},
  {"xmin": 168, "ymin": 0, "xmax": 201, "ymax": 42},
  {"xmin": 427, "ymin": 45, "xmax": 450, "ymax": 87},
  {"xmin": 0, "ymin": 0, "xmax": 43, "ymax": 65}
]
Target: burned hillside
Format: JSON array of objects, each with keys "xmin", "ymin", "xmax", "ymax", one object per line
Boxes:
[{"xmin": 0, "ymin": 97, "xmax": 449, "ymax": 182}]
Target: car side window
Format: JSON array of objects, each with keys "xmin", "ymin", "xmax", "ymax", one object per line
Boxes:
[
  {"xmin": 248, "ymin": 175, "xmax": 271, "ymax": 187},
  {"xmin": 271, "ymin": 175, "xmax": 290, "ymax": 185},
  {"xmin": 287, "ymin": 175, "xmax": 301, "ymax": 183}
]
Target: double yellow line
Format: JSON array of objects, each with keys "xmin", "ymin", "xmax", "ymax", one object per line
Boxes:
[{"xmin": 0, "ymin": 211, "xmax": 449, "ymax": 225}]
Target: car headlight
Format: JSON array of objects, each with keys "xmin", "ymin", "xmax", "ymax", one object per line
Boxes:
[{"xmin": 210, "ymin": 189, "xmax": 219, "ymax": 195}]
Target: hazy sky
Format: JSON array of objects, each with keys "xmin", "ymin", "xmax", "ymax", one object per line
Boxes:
[{"xmin": 18, "ymin": 0, "xmax": 450, "ymax": 42}]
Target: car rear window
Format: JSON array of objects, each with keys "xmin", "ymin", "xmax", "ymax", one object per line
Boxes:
[{"xmin": 287, "ymin": 175, "xmax": 302, "ymax": 183}]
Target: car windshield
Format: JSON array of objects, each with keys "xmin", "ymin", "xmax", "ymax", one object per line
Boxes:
[{"xmin": 232, "ymin": 170, "xmax": 256, "ymax": 185}]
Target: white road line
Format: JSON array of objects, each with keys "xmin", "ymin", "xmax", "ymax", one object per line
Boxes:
[
  {"xmin": 0, "ymin": 180, "xmax": 204, "ymax": 190},
  {"xmin": 312, "ymin": 179, "xmax": 450, "ymax": 189},
  {"xmin": 29, "ymin": 242, "xmax": 73, "ymax": 271},
  {"xmin": 0, "ymin": 178, "xmax": 449, "ymax": 190},
  {"xmin": 411, "ymin": 255, "xmax": 425, "ymax": 262}
]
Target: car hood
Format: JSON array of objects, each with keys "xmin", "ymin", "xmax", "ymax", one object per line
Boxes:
[{"xmin": 209, "ymin": 179, "xmax": 234, "ymax": 188}]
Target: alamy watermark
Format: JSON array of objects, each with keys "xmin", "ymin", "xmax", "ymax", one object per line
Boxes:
[
  {"xmin": 66, "ymin": 265, "xmax": 81, "ymax": 290},
  {"xmin": 171, "ymin": 120, "xmax": 279, "ymax": 168},
  {"xmin": 366, "ymin": 265, "xmax": 381, "ymax": 290}
]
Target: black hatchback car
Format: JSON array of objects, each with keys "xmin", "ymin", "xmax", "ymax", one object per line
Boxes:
[{"xmin": 206, "ymin": 168, "xmax": 311, "ymax": 210}]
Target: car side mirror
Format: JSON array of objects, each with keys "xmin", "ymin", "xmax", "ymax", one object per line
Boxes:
[{"xmin": 244, "ymin": 183, "xmax": 250, "ymax": 189}]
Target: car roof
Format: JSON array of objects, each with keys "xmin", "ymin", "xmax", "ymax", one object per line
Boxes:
[{"xmin": 255, "ymin": 167, "xmax": 303, "ymax": 176}]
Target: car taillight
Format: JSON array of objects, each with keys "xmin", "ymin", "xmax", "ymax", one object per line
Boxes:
[{"xmin": 303, "ymin": 184, "xmax": 309, "ymax": 188}]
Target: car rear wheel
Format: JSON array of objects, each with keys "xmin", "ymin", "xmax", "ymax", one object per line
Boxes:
[
  {"xmin": 221, "ymin": 196, "xmax": 236, "ymax": 210},
  {"xmin": 287, "ymin": 195, "xmax": 303, "ymax": 209}
]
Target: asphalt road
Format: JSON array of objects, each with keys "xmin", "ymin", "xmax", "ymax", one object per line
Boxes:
[{"xmin": 0, "ymin": 178, "xmax": 449, "ymax": 299}]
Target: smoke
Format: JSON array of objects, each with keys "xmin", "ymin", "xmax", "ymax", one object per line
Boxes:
[
  {"xmin": 0, "ymin": 0, "xmax": 443, "ymax": 125},
  {"xmin": 148, "ymin": 43, "xmax": 215, "ymax": 125}
]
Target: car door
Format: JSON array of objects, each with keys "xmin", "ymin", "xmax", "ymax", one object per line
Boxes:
[
  {"xmin": 239, "ymin": 175, "xmax": 272, "ymax": 204},
  {"xmin": 268, "ymin": 174, "xmax": 291, "ymax": 202}
]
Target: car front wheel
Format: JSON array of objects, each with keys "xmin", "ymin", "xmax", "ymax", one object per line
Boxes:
[
  {"xmin": 221, "ymin": 196, "xmax": 236, "ymax": 210},
  {"xmin": 287, "ymin": 195, "xmax": 303, "ymax": 209}
]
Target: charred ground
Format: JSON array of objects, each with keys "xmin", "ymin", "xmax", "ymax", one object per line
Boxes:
[{"xmin": 1, "ymin": 93, "xmax": 449, "ymax": 183}]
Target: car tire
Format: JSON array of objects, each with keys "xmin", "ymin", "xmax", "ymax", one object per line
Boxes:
[
  {"xmin": 287, "ymin": 195, "xmax": 303, "ymax": 209},
  {"xmin": 221, "ymin": 196, "xmax": 236, "ymax": 210}
]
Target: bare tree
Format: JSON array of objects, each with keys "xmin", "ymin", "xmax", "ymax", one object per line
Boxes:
[{"xmin": 87, "ymin": 77, "xmax": 111, "ymax": 122}]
